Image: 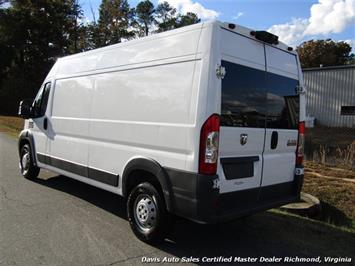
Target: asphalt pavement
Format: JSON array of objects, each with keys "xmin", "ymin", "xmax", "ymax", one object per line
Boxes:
[{"xmin": 0, "ymin": 133, "xmax": 354, "ymax": 266}]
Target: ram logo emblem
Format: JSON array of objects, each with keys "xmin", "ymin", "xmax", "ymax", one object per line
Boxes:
[{"xmin": 240, "ymin": 134, "xmax": 248, "ymax": 145}]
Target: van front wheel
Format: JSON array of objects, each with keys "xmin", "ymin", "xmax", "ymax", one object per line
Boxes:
[
  {"xmin": 20, "ymin": 144, "xmax": 40, "ymax": 179},
  {"xmin": 127, "ymin": 182, "xmax": 172, "ymax": 243}
]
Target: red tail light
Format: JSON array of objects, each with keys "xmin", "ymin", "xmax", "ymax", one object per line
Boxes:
[
  {"xmin": 296, "ymin": 121, "xmax": 305, "ymax": 165},
  {"xmin": 199, "ymin": 114, "xmax": 220, "ymax": 175}
]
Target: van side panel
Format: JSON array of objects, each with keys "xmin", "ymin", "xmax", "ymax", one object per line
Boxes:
[
  {"xmin": 56, "ymin": 27, "xmax": 201, "ymax": 77},
  {"xmin": 50, "ymin": 76, "xmax": 94, "ymax": 166},
  {"xmin": 184, "ymin": 22, "xmax": 216, "ymax": 172},
  {"xmin": 96, "ymin": 30, "xmax": 200, "ymax": 70},
  {"xmin": 46, "ymin": 24, "xmax": 206, "ymax": 193},
  {"xmin": 88, "ymin": 60, "xmax": 201, "ymax": 176}
]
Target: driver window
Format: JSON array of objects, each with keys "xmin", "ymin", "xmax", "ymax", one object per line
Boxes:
[
  {"xmin": 32, "ymin": 86, "xmax": 44, "ymax": 118},
  {"xmin": 32, "ymin": 82, "xmax": 51, "ymax": 118}
]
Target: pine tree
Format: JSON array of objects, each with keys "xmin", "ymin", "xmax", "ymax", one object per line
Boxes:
[
  {"xmin": 0, "ymin": 0, "xmax": 82, "ymax": 114},
  {"xmin": 176, "ymin": 12, "xmax": 200, "ymax": 28},
  {"xmin": 135, "ymin": 0, "xmax": 155, "ymax": 36},
  {"xmin": 155, "ymin": 1, "xmax": 176, "ymax": 33},
  {"xmin": 97, "ymin": 0, "xmax": 135, "ymax": 47}
]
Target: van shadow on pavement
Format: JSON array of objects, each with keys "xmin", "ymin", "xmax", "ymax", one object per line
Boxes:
[{"xmin": 32, "ymin": 174, "xmax": 355, "ymax": 264}]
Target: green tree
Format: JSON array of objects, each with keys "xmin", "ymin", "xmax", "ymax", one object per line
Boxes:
[
  {"xmin": 0, "ymin": 0, "xmax": 82, "ymax": 114},
  {"xmin": 84, "ymin": 23, "xmax": 103, "ymax": 51},
  {"xmin": 153, "ymin": 2, "xmax": 200, "ymax": 33},
  {"xmin": 176, "ymin": 12, "xmax": 200, "ymax": 28},
  {"xmin": 0, "ymin": 7, "xmax": 16, "ymax": 80},
  {"xmin": 0, "ymin": 0, "xmax": 202, "ymax": 114},
  {"xmin": 69, "ymin": 0, "xmax": 83, "ymax": 53},
  {"xmin": 155, "ymin": 1, "xmax": 176, "ymax": 32},
  {"xmin": 74, "ymin": 23, "xmax": 96, "ymax": 52},
  {"xmin": 297, "ymin": 39, "xmax": 354, "ymax": 68},
  {"xmin": 97, "ymin": 0, "xmax": 134, "ymax": 47},
  {"xmin": 135, "ymin": 0, "xmax": 155, "ymax": 36}
]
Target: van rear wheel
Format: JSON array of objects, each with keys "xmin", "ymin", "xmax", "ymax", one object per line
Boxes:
[
  {"xmin": 127, "ymin": 182, "xmax": 172, "ymax": 243},
  {"xmin": 20, "ymin": 144, "xmax": 40, "ymax": 179}
]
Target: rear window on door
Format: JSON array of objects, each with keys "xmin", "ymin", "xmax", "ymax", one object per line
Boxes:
[
  {"xmin": 266, "ymin": 72, "xmax": 299, "ymax": 129},
  {"xmin": 221, "ymin": 61, "xmax": 266, "ymax": 128},
  {"xmin": 221, "ymin": 60, "xmax": 299, "ymax": 129}
]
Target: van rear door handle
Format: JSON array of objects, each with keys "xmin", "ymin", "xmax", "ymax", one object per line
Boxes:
[
  {"xmin": 43, "ymin": 117, "xmax": 48, "ymax": 130},
  {"xmin": 271, "ymin": 131, "xmax": 278, "ymax": 149}
]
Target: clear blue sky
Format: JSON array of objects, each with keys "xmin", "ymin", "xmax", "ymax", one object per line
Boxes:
[{"xmin": 81, "ymin": 0, "xmax": 355, "ymax": 48}]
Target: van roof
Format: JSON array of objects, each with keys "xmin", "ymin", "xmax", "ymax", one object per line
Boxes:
[{"xmin": 57, "ymin": 20, "xmax": 295, "ymax": 63}]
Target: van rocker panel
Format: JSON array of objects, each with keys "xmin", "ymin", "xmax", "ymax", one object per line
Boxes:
[{"xmin": 36, "ymin": 153, "xmax": 119, "ymax": 187}]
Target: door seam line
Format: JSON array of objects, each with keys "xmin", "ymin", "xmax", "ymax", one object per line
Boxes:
[{"xmin": 258, "ymin": 43, "xmax": 268, "ymax": 201}]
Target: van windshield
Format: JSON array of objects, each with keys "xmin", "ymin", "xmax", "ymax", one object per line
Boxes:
[{"xmin": 221, "ymin": 61, "xmax": 299, "ymax": 129}]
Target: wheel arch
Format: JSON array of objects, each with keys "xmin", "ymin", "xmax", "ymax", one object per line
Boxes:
[
  {"xmin": 18, "ymin": 130, "xmax": 37, "ymax": 166},
  {"xmin": 122, "ymin": 157, "xmax": 173, "ymax": 212}
]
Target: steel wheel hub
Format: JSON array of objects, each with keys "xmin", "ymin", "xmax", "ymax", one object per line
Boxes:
[
  {"xmin": 134, "ymin": 194, "xmax": 157, "ymax": 230},
  {"xmin": 22, "ymin": 152, "xmax": 30, "ymax": 171}
]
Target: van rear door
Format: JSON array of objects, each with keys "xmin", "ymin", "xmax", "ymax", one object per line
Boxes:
[
  {"xmin": 217, "ymin": 29, "xmax": 300, "ymax": 203},
  {"xmin": 217, "ymin": 30, "xmax": 266, "ymax": 209},
  {"xmin": 261, "ymin": 46, "xmax": 300, "ymax": 188}
]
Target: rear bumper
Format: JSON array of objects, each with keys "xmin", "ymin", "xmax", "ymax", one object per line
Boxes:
[{"xmin": 164, "ymin": 167, "xmax": 304, "ymax": 224}]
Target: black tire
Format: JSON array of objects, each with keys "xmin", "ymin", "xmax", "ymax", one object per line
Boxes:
[
  {"xmin": 20, "ymin": 144, "xmax": 40, "ymax": 179},
  {"xmin": 127, "ymin": 182, "xmax": 173, "ymax": 243}
]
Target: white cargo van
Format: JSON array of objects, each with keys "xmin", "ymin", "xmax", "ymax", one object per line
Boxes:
[{"xmin": 18, "ymin": 21, "xmax": 306, "ymax": 242}]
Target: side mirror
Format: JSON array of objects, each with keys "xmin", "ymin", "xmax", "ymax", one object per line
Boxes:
[{"xmin": 18, "ymin": 99, "xmax": 33, "ymax": 119}]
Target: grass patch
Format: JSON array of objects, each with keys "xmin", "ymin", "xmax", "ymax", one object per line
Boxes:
[
  {"xmin": 305, "ymin": 126, "xmax": 355, "ymax": 148},
  {"xmin": 302, "ymin": 170, "xmax": 355, "ymax": 226},
  {"xmin": 305, "ymin": 126, "xmax": 355, "ymax": 170},
  {"xmin": 271, "ymin": 208, "xmax": 355, "ymax": 234},
  {"xmin": 305, "ymin": 161, "xmax": 355, "ymax": 179},
  {"xmin": 0, "ymin": 115, "xmax": 24, "ymax": 137}
]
